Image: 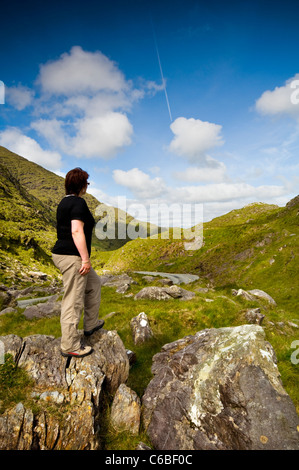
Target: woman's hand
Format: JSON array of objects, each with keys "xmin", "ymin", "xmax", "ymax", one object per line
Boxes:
[{"xmin": 79, "ymin": 259, "xmax": 91, "ymax": 275}]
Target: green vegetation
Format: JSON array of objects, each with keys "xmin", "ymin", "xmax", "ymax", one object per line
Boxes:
[
  {"xmin": 0, "ymin": 145, "xmax": 298, "ymax": 449},
  {"xmin": 1, "ymin": 275, "xmax": 298, "ymax": 448},
  {"xmin": 0, "ymin": 354, "xmax": 34, "ymax": 413}
]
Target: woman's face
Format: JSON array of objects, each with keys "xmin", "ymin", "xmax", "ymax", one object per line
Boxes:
[{"xmin": 80, "ymin": 181, "xmax": 89, "ymax": 196}]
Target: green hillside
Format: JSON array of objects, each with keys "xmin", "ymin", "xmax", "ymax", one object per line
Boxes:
[
  {"xmin": 0, "ymin": 146, "xmax": 161, "ymax": 283},
  {"xmin": 98, "ymin": 197, "xmax": 299, "ymax": 310}
]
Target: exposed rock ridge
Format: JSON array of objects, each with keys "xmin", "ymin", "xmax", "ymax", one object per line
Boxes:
[{"xmin": 0, "ymin": 330, "xmax": 129, "ymax": 450}]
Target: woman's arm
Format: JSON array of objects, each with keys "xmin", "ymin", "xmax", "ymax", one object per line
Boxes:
[{"xmin": 71, "ymin": 219, "xmax": 91, "ymax": 275}]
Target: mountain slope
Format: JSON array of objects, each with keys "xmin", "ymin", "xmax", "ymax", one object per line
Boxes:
[
  {"xmin": 0, "ymin": 146, "xmax": 162, "ymax": 283},
  {"xmin": 0, "ymin": 146, "xmax": 100, "ymax": 215},
  {"xmin": 99, "ymin": 196, "xmax": 298, "ymax": 311}
]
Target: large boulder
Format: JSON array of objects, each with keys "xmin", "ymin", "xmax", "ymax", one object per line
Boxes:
[
  {"xmin": 0, "ymin": 329, "xmax": 129, "ymax": 450},
  {"xmin": 142, "ymin": 325, "xmax": 299, "ymax": 450}
]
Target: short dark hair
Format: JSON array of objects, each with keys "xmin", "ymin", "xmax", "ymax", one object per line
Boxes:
[{"xmin": 65, "ymin": 168, "xmax": 89, "ymax": 196}]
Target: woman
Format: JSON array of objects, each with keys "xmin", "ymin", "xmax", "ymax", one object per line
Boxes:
[{"xmin": 52, "ymin": 168, "xmax": 104, "ymax": 358}]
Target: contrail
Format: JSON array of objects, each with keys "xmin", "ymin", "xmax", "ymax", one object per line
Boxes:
[{"xmin": 151, "ymin": 19, "xmax": 173, "ymax": 122}]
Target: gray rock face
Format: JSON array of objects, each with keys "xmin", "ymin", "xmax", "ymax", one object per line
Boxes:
[
  {"xmin": 142, "ymin": 325, "xmax": 299, "ymax": 450},
  {"xmin": 0, "ymin": 329, "xmax": 129, "ymax": 450},
  {"xmin": 134, "ymin": 285, "xmax": 195, "ymax": 301}
]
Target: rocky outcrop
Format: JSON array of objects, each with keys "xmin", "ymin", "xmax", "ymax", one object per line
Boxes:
[
  {"xmin": 134, "ymin": 285, "xmax": 195, "ymax": 301},
  {"xmin": 0, "ymin": 329, "xmax": 129, "ymax": 450},
  {"xmin": 142, "ymin": 325, "xmax": 299, "ymax": 450}
]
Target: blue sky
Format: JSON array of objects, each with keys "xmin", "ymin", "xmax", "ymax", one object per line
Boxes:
[{"xmin": 0, "ymin": 0, "xmax": 299, "ymax": 226}]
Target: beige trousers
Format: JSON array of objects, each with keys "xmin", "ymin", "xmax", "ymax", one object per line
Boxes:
[{"xmin": 52, "ymin": 254, "xmax": 101, "ymax": 353}]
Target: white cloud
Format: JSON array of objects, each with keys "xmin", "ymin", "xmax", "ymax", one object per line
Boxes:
[
  {"xmin": 173, "ymin": 160, "xmax": 229, "ymax": 183},
  {"xmin": 27, "ymin": 46, "xmax": 163, "ymax": 160},
  {"xmin": 113, "ymin": 167, "xmax": 286, "ymax": 203},
  {"xmin": 31, "ymin": 119, "xmax": 69, "ymax": 153},
  {"xmin": 37, "ymin": 46, "xmax": 128, "ymax": 96},
  {"xmin": 113, "ymin": 167, "xmax": 167, "ymax": 198},
  {"xmin": 5, "ymin": 85, "xmax": 35, "ymax": 110},
  {"xmin": 255, "ymin": 74, "xmax": 299, "ymax": 118},
  {"xmin": 0, "ymin": 127, "xmax": 62, "ymax": 170},
  {"xmin": 168, "ymin": 117, "xmax": 224, "ymax": 164},
  {"xmin": 71, "ymin": 112, "xmax": 133, "ymax": 159},
  {"xmin": 107, "ymin": 165, "xmax": 291, "ymax": 224},
  {"xmin": 32, "ymin": 113, "xmax": 134, "ymax": 159}
]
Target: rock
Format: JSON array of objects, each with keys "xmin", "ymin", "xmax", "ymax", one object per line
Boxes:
[
  {"xmin": 110, "ymin": 384, "xmax": 141, "ymax": 435},
  {"xmin": 22, "ymin": 299, "xmax": 62, "ymax": 319},
  {"xmin": 136, "ymin": 441, "xmax": 152, "ymax": 450},
  {"xmin": 28, "ymin": 271, "xmax": 48, "ymax": 281},
  {"xmin": 0, "ymin": 403, "xmax": 34, "ymax": 450},
  {"xmin": 0, "ymin": 307, "xmax": 16, "ymax": 315},
  {"xmin": 235, "ymin": 289, "xmax": 257, "ymax": 301},
  {"xmin": 126, "ymin": 349, "xmax": 137, "ymax": 366},
  {"xmin": 244, "ymin": 308, "xmax": 265, "ymax": 325},
  {"xmin": 39, "ymin": 391, "xmax": 65, "ymax": 404},
  {"xmin": 134, "ymin": 285, "xmax": 195, "ymax": 301},
  {"xmin": 184, "ymin": 235, "xmax": 204, "ymax": 251},
  {"xmin": 85, "ymin": 329, "xmax": 130, "ymax": 394},
  {"xmin": 232, "ymin": 288, "xmax": 277, "ymax": 306},
  {"xmin": 143, "ymin": 275, "xmax": 156, "ymax": 282},
  {"xmin": 135, "ymin": 286, "xmax": 171, "ymax": 301},
  {"xmin": 0, "ymin": 329, "xmax": 129, "ymax": 450},
  {"xmin": 248, "ymin": 289, "xmax": 277, "ymax": 306},
  {"xmin": 101, "ymin": 273, "xmax": 135, "ymax": 293},
  {"xmin": 130, "ymin": 312, "xmax": 153, "ymax": 345},
  {"xmin": 158, "ymin": 278, "xmax": 173, "ymax": 286},
  {"xmin": 142, "ymin": 325, "xmax": 299, "ymax": 450},
  {"xmin": 116, "ymin": 284, "xmax": 130, "ymax": 294},
  {"xmin": 0, "ymin": 285, "xmax": 17, "ymax": 310}
]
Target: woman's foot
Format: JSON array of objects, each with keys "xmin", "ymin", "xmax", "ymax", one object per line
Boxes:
[
  {"xmin": 61, "ymin": 344, "xmax": 93, "ymax": 358},
  {"xmin": 84, "ymin": 319, "xmax": 105, "ymax": 336}
]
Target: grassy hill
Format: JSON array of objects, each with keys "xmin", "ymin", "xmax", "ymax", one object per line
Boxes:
[
  {"xmin": 99, "ymin": 198, "xmax": 298, "ymax": 306},
  {"xmin": 0, "ymin": 146, "xmax": 162, "ymax": 283}
]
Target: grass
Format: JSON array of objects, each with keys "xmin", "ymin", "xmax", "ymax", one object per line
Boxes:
[
  {"xmin": 0, "ymin": 272, "xmax": 298, "ymax": 449},
  {"xmin": 0, "ymin": 354, "xmax": 34, "ymax": 414}
]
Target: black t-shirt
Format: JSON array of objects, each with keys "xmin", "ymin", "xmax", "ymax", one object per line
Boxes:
[{"xmin": 52, "ymin": 195, "xmax": 95, "ymax": 257}]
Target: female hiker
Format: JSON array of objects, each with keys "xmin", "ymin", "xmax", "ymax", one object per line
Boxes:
[{"xmin": 52, "ymin": 167, "xmax": 104, "ymax": 358}]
